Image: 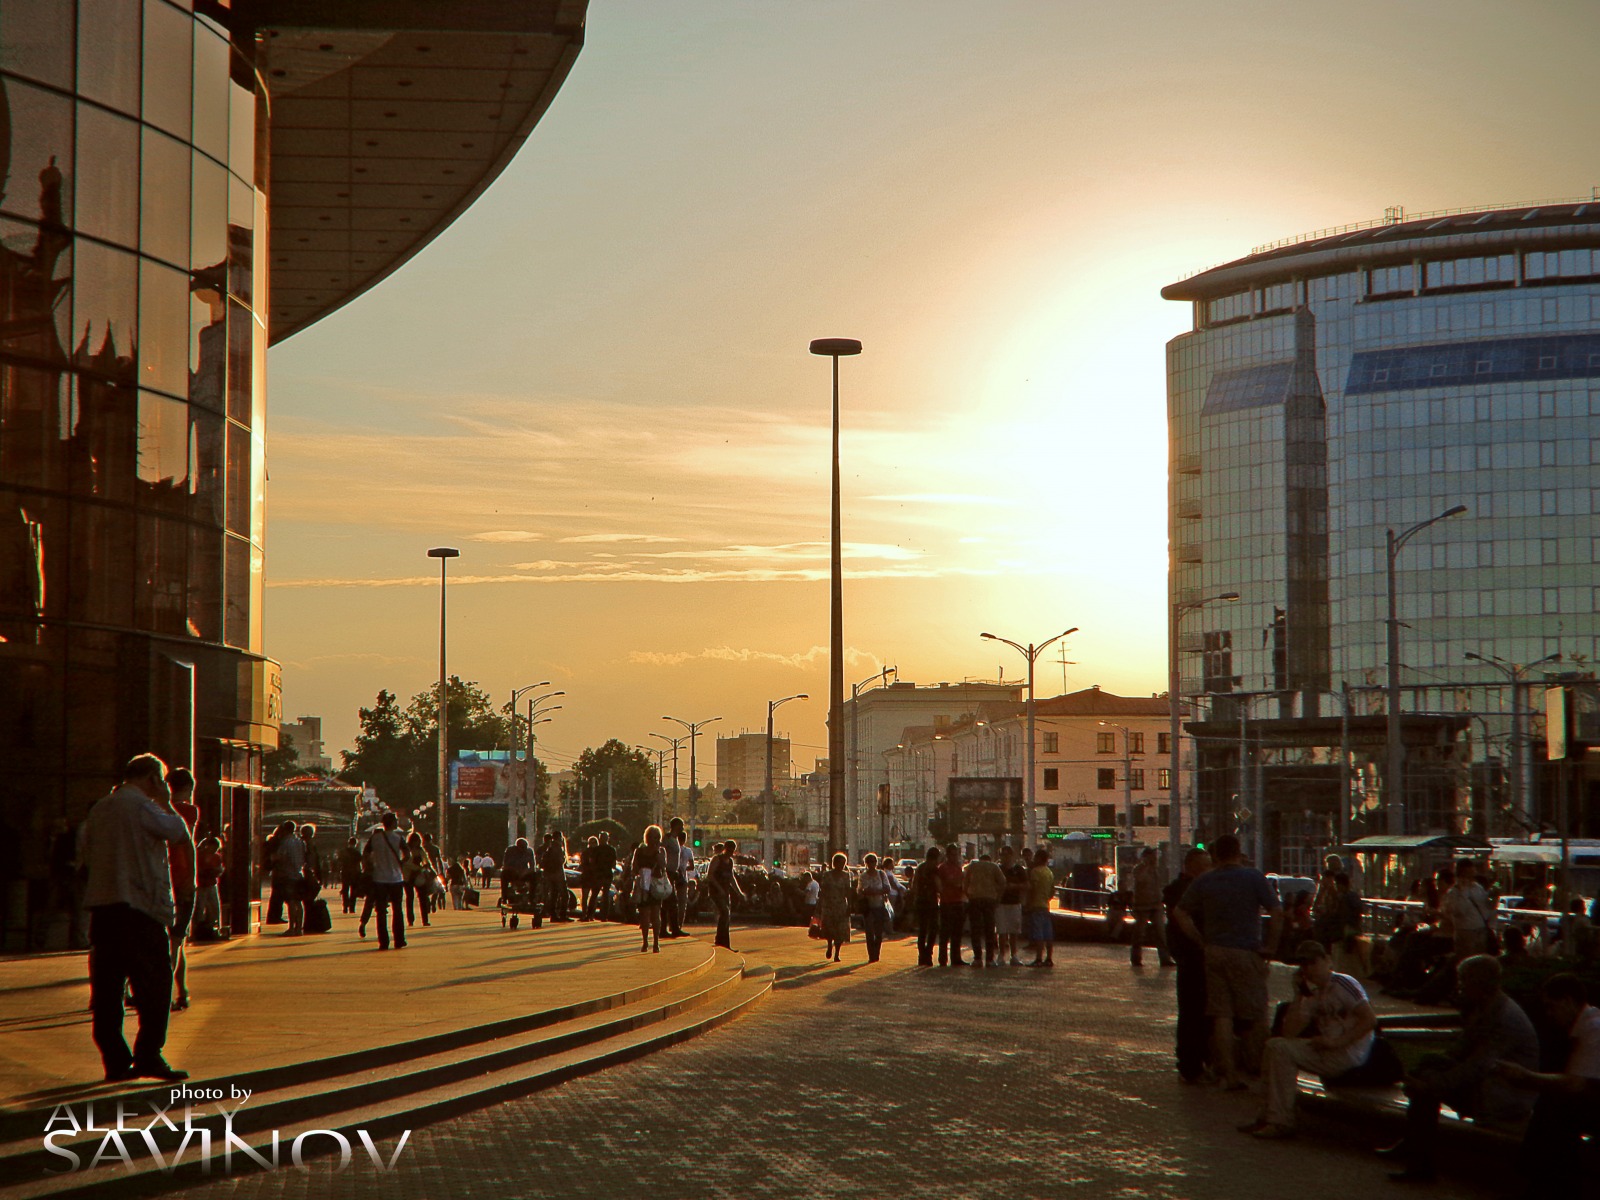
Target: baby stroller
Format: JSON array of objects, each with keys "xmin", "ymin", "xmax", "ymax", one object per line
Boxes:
[{"xmin": 499, "ymin": 869, "xmax": 543, "ymax": 930}]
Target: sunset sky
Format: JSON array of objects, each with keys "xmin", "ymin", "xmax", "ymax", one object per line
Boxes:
[{"xmin": 264, "ymin": 0, "xmax": 1600, "ymax": 777}]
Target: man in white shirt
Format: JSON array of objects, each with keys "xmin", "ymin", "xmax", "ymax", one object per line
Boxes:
[
  {"xmin": 664, "ymin": 818, "xmax": 692, "ymax": 937},
  {"xmin": 1495, "ymin": 972, "xmax": 1600, "ymax": 1196},
  {"xmin": 1439, "ymin": 860, "xmax": 1495, "ymax": 960},
  {"xmin": 1241, "ymin": 939, "xmax": 1377, "ymax": 1139},
  {"xmin": 361, "ymin": 813, "xmax": 408, "ymax": 950}
]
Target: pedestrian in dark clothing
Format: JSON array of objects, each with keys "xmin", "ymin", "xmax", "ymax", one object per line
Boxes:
[
  {"xmin": 338, "ymin": 837, "xmax": 361, "ymax": 913},
  {"xmin": 707, "ymin": 840, "xmax": 744, "ymax": 949},
  {"xmin": 1165, "ymin": 847, "xmax": 1214, "ymax": 1083},
  {"xmin": 909, "ymin": 848, "xmax": 942, "ymax": 966},
  {"xmin": 360, "ymin": 813, "xmax": 407, "ymax": 950},
  {"xmin": 936, "ymin": 843, "xmax": 968, "ymax": 966}
]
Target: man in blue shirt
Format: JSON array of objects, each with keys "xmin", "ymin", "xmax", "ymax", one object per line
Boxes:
[{"xmin": 1173, "ymin": 834, "xmax": 1284, "ymax": 1090}]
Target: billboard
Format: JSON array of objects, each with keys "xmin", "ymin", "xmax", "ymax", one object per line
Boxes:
[
  {"xmin": 451, "ymin": 750, "xmax": 524, "ymax": 806},
  {"xmin": 946, "ymin": 777, "xmax": 1024, "ymax": 838}
]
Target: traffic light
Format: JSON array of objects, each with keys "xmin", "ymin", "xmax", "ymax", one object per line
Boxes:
[{"xmin": 692, "ymin": 834, "xmax": 702, "ymax": 848}]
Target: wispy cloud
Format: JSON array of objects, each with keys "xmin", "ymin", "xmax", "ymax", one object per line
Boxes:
[
  {"xmin": 268, "ymin": 564, "xmax": 998, "ymax": 589},
  {"xmin": 864, "ymin": 493, "xmax": 1016, "ymax": 506},
  {"xmin": 560, "ymin": 533, "xmax": 683, "ymax": 544},
  {"xmin": 628, "ymin": 645, "xmax": 883, "ymax": 670},
  {"xmin": 471, "ymin": 530, "xmax": 544, "ymax": 543}
]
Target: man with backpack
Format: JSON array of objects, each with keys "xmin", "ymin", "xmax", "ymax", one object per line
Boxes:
[{"xmin": 359, "ymin": 812, "xmax": 407, "ymax": 950}]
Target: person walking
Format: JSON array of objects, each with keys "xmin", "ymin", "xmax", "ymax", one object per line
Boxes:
[
  {"xmin": 663, "ymin": 818, "xmax": 691, "ymax": 937},
  {"xmin": 817, "ymin": 853, "xmax": 853, "ymax": 962},
  {"xmin": 578, "ymin": 836, "xmax": 600, "ymax": 920},
  {"xmin": 707, "ymin": 840, "xmax": 745, "ymax": 950},
  {"xmin": 361, "ymin": 813, "xmax": 407, "ymax": 950},
  {"xmin": 269, "ymin": 819, "xmax": 306, "ymax": 936},
  {"xmin": 963, "ymin": 850, "xmax": 1005, "ymax": 967},
  {"xmin": 1024, "ymin": 847, "xmax": 1058, "ymax": 967},
  {"xmin": 936, "ymin": 843, "xmax": 968, "ymax": 967},
  {"xmin": 1172, "ymin": 833, "xmax": 1285, "ymax": 1090},
  {"xmin": 165, "ymin": 768, "xmax": 199, "ymax": 1011},
  {"xmin": 338, "ymin": 836, "xmax": 362, "ymax": 914},
  {"xmin": 193, "ymin": 836, "xmax": 225, "ymax": 941},
  {"xmin": 402, "ymin": 831, "xmax": 433, "ymax": 928},
  {"xmin": 1128, "ymin": 847, "xmax": 1175, "ymax": 968},
  {"xmin": 1439, "ymin": 859, "xmax": 1496, "ymax": 961},
  {"xmin": 1165, "ymin": 846, "xmax": 1214, "ymax": 1083},
  {"xmin": 631, "ymin": 825, "xmax": 671, "ymax": 953},
  {"xmin": 447, "ymin": 856, "xmax": 468, "ymax": 909},
  {"xmin": 908, "ymin": 848, "xmax": 941, "ymax": 966},
  {"xmin": 858, "ymin": 853, "xmax": 892, "ymax": 963},
  {"xmin": 541, "ymin": 831, "xmax": 570, "ymax": 922},
  {"xmin": 82, "ymin": 753, "xmax": 192, "ymax": 1082},
  {"xmin": 593, "ymin": 831, "xmax": 618, "ymax": 920}
]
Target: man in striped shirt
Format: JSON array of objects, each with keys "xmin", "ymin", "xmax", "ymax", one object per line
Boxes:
[{"xmin": 1240, "ymin": 939, "xmax": 1376, "ymax": 1139}]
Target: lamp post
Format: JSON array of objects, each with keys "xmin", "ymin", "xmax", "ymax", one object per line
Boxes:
[
  {"xmin": 849, "ymin": 666, "xmax": 895, "ymax": 861},
  {"xmin": 1101, "ymin": 722, "xmax": 1135, "ymax": 848},
  {"xmin": 650, "ymin": 731, "xmax": 686, "ymax": 822},
  {"xmin": 981, "ymin": 627, "xmax": 1078, "ymax": 845},
  {"xmin": 638, "ymin": 745, "xmax": 669, "ymax": 825},
  {"xmin": 1169, "ymin": 592, "xmax": 1238, "ymax": 855},
  {"xmin": 1385, "ymin": 504, "xmax": 1467, "ymax": 834},
  {"xmin": 810, "ymin": 336, "xmax": 861, "ymax": 858},
  {"xmin": 662, "ymin": 715, "xmax": 721, "ymax": 844},
  {"xmin": 1464, "ymin": 651, "xmax": 1559, "ymax": 832},
  {"xmin": 426, "ymin": 547, "xmax": 460, "ymax": 861},
  {"xmin": 508, "ymin": 681, "xmax": 551, "ymax": 844},
  {"xmin": 523, "ymin": 693, "xmax": 563, "ymax": 841},
  {"xmin": 764, "ymin": 693, "xmax": 808, "ymax": 865}
]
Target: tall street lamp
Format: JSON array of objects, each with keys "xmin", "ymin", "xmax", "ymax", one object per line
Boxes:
[
  {"xmin": 981, "ymin": 626, "xmax": 1079, "ymax": 845},
  {"xmin": 1385, "ymin": 504, "xmax": 1467, "ymax": 834},
  {"xmin": 1169, "ymin": 592, "xmax": 1238, "ymax": 854},
  {"xmin": 427, "ymin": 547, "xmax": 460, "ymax": 861},
  {"xmin": 508, "ymin": 681, "xmax": 551, "ymax": 844},
  {"xmin": 1464, "ymin": 651, "xmax": 1559, "ymax": 832},
  {"xmin": 663, "ymin": 714, "xmax": 721, "ymax": 843},
  {"xmin": 764, "ymin": 692, "xmax": 808, "ymax": 865},
  {"xmin": 523, "ymin": 692, "xmax": 563, "ymax": 842},
  {"xmin": 811, "ymin": 336, "xmax": 861, "ymax": 858},
  {"xmin": 651, "ymin": 731, "xmax": 686, "ymax": 820},
  {"xmin": 638, "ymin": 745, "xmax": 670, "ymax": 825},
  {"xmin": 1100, "ymin": 721, "xmax": 1136, "ymax": 848},
  {"xmin": 849, "ymin": 666, "xmax": 895, "ymax": 859}
]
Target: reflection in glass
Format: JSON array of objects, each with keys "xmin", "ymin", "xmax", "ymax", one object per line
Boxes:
[
  {"xmin": 72, "ymin": 238, "xmax": 137, "ymax": 380},
  {"xmin": 70, "ymin": 374, "xmax": 136, "ymax": 503},
  {"xmin": 74, "ymin": 104, "xmax": 138, "ymax": 248},
  {"xmin": 225, "ymin": 419, "xmax": 247, "ymax": 534},
  {"xmin": 249, "ymin": 424, "xmax": 264, "ymax": 546},
  {"xmin": 138, "ymin": 258, "xmax": 188, "ymax": 397},
  {"xmin": 0, "ymin": 0, "xmax": 73, "ymax": 89},
  {"xmin": 189, "ymin": 524, "xmax": 221, "ymax": 640},
  {"xmin": 191, "ymin": 408, "xmax": 223, "ymax": 525},
  {"xmin": 223, "ymin": 532, "xmax": 247, "ymax": 648},
  {"xmin": 192, "ymin": 20, "xmax": 230, "ymax": 164},
  {"xmin": 136, "ymin": 390, "xmax": 190, "ymax": 511},
  {"xmin": 192, "ymin": 152, "xmax": 227, "ymax": 271},
  {"xmin": 225, "ymin": 299, "xmax": 251, "ymax": 423},
  {"xmin": 0, "ymin": 488, "xmax": 57, "ymax": 635},
  {"xmin": 0, "ymin": 216, "xmax": 71, "ymax": 365},
  {"xmin": 191, "ymin": 283, "xmax": 225, "ymax": 403},
  {"xmin": 228, "ymin": 72, "xmax": 255, "ymax": 181},
  {"xmin": 71, "ymin": 502, "xmax": 134, "ymax": 626},
  {"xmin": 227, "ymin": 176, "xmax": 253, "ymax": 304},
  {"xmin": 0, "ymin": 363, "xmax": 70, "ymax": 492},
  {"xmin": 142, "ymin": 0, "xmax": 194, "ymax": 140},
  {"xmin": 77, "ymin": 0, "xmax": 141, "ymax": 115},
  {"xmin": 140, "ymin": 127, "xmax": 191, "ymax": 267},
  {"xmin": 136, "ymin": 513, "xmax": 189, "ymax": 635},
  {"xmin": 249, "ymin": 540, "xmax": 263, "ymax": 652},
  {"xmin": 0, "ymin": 80, "xmax": 73, "ymax": 229}
]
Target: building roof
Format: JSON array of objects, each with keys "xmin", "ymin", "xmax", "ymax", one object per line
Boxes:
[
  {"xmin": 236, "ymin": 1, "xmax": 587, "ymax": 343},
  {"xmin": 1163, "ymin": 200, "xmax": 1600, "ymax": 302},
  {"xmin": 1030, "ymin": 687, "xmax": 1172, "ymax": 718}
]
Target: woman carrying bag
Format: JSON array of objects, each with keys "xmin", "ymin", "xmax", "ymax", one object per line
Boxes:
[{"xmin": 631, "ymin": 825, "xmax": 672, "ymax": 953}]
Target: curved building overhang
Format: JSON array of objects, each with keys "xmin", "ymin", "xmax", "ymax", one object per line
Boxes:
[
  {"xmin": 1164, "ymin": 202, "xmax": 1600, "ymax": 302},
  {"xmin": 233, "ymin": 1, "xmax": 586, "ymax": 344}
]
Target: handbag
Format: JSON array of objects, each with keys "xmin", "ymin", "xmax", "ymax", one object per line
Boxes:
[
  {"xmin": 807, "ymin": 915, "xmax": 824, "ymax": 940},
  {"xmin": 649, "ymin": 876, "xmax": 674, "ymax": 902}
]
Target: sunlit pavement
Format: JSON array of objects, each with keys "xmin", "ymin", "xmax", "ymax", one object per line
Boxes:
[{"xmin": 163, "ymin": 925, "xmax": 1508, "ymax": 1200}]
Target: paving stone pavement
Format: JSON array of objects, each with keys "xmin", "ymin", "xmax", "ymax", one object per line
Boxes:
[{"xmin": 160, "ymin": 926, "xmax": 1508, "ymax": 1200}]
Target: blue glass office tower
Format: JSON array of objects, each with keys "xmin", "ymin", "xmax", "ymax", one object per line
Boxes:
[{"xmin": 1165, "ymin": 204, "xmax": 1600, "ymax": 870}]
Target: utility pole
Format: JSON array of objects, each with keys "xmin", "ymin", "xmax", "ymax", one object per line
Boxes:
[{"xmin": 606, "ymin": 767, "xmax": 613, "ymax": 823}]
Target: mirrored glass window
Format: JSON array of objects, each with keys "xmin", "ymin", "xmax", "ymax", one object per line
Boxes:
[
  {"xmin": 190, "ymin": 407, "xmax": 223, "ymax": 525},
  {"xmin": 223, "ymin": 531, "xmax": 247, "ymax": 647},
  {"xmin": 190, "ymin": 282, "xmax": 225, "ymax": 409},
  {"xmin": 71, "ymin": 502, "xmax": 134, "ymax": 626},
  {"xmin": 135, "ymin": 389, "xmax": 189, "ymax": 512},
  {"xmin": 140, "ymin": 127, "xmax": 190, "ymax": 267},
  {"xmin": 191, "ymin": 19, "xmax": 229, "ymax": 164},
  {"xmin": 77, "ymin": 0, "xmax": 141, "ymax": 115},
  {"xmin": 70, "ymin": 373, "xmax": 136, "ymax": 502},
  {"xmin": 227, "ymin": 70, "xmax": 255, "ymax": 181},
  {"xmin": 0, "ymin": 363, "xmax": 71, "ymax": 492},
  {"xmin": 0, "ymin": 80, "xmax": 73, "ymax": 229},
  {"xmin": 225, "ymin": 419, "xmax": 247, "ymax": 533},
  {"xmin": 188, "ymin": 523, "xmax": 221, "ymax": 640},
  {"xmin": 136, "ymin": 512, "xmax": 189, "ymax": 635},
  {"xmin": 75, "ymin": 103, "xmax": 138, "ymax": 248},
  {"xmin": 72, "ymin": 237, "xmax": 137, "ymax": 379},
  {"xmin": 0, "ymin": 487, "xmax": 62, "ymax": 627},
  {"xmin": 0, "ymin": 216, "xmax": 71, "ymax": 365},
  {"xmin": 137, "ymin": 258, "xmax": 189, "ymax": 397},
  {"xmin": 191, "ymin": 152, "xmax": 227, "ymax": 271},
  {"xmin": 0, "ymin": 0, "xmax": 73, "ymax": 88},
  {"xmin": 225, "ymin": 299, "xmax": 251, "ymax": 423},
  {"xmin": 142, "ymin": 0, "xmax": 194, "ymax": 139},
  {"xmin": 227, "ymin": 175, "xmax": 253, "ymax": 304}
]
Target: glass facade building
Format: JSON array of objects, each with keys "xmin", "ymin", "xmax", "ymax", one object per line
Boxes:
[
  {"xmin": 0, "ymin": 1, "xmax": 585, "ymax": 949},
  {"xmin": 1164, "ymin": 203, "xmax": 1600, "ymax": 869}
]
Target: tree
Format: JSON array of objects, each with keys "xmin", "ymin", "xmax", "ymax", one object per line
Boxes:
[
  {"xmin": 265, "ymin": 731, "xmax": 301, "ymax": 786},
  {"xmin": 573, "ymin": 740, "xmax": 656, "ymax": 804},
  {"xmin": 404, "ymin": 676, "xmax": 513, "ymax": 753},
  {"xmin": 339, "ymin": 690, "xmax": 424, "ymax": 808}
]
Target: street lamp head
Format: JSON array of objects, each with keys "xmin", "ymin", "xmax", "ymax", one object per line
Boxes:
[
  {"xmin": 1464, "ymin": 652, "xmax": 1485, "ymax": 663},
  {"xmin": 1218, "ymin": 592, "xmax": 1240, "ymax": 601},
  {"xmin": 980, "ymin": 632, "xmax": 997, "ymax": 641},
  {"xmin": 1442, "ymin": 504, "xmax": 1468, "ymax": 518},
  {"xmin": 809, "ymin": 338, "xmax": 862, "ymax": 357},
  {"xmin": 427, "ymin": 547, "xmax": 460, "ymax": 559}
]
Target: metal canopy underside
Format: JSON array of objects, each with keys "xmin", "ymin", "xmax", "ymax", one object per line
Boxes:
[{"xmin": 238, "ymin": 1, "xmax": 586, "ymax": 344}]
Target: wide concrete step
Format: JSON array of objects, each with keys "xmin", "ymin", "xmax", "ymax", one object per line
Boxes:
[{"xmin": 0, "ymin": 955, "xmax": 770, "ymax": 1199}]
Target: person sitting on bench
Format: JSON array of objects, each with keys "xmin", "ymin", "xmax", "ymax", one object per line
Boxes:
[{"xmin": 1240, "ymin": 939, "xmax": 1377, "ymax": 1140}]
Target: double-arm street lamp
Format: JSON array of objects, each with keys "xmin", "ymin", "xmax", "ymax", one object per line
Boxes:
[
  {"xmin": 522, "ymin": 692, "xmax": 563, "ymax": 841},
  {"xmin": 427, "ymin": 547, "xmax": 460, "ymax": 860},
  {"xmin": 764, "ymin": 693, "xmax": 808, "ymax": 865},
  {"xmin": 1464, "ymin": 650, "xmax": 1560, "ymax": 832},
  {"xmin": 1385, "ymin": 504, "xmax": 1467, "ymax": 834},
  {"xmin": 981, "ymin": 626, "xmax": 1079, "ymax": 845},
  {"xmin": 663, "ymin": 715, "xmax": 722, "ymax": 842},
  {"xmin": 507, "ymin": 681, "xmax": 550, "ymax": 843},
  {"xmin": 1169, "ymin": 592, "xmax": 1238, "ymax": 853},
  {"xmin": 850, "ymin": 666, "xmax": 895, "ymax": 859},
  {"xmin": 811, "ymin": 336, "xmax": 862, "ymax": 858},
  {"xmin": 1100, "ymin": 721, "xmax": 1136, "ymax": 847},
  {"xmin": 650, "ymin": 731, "xmax": 687, "ymax": 820}
]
